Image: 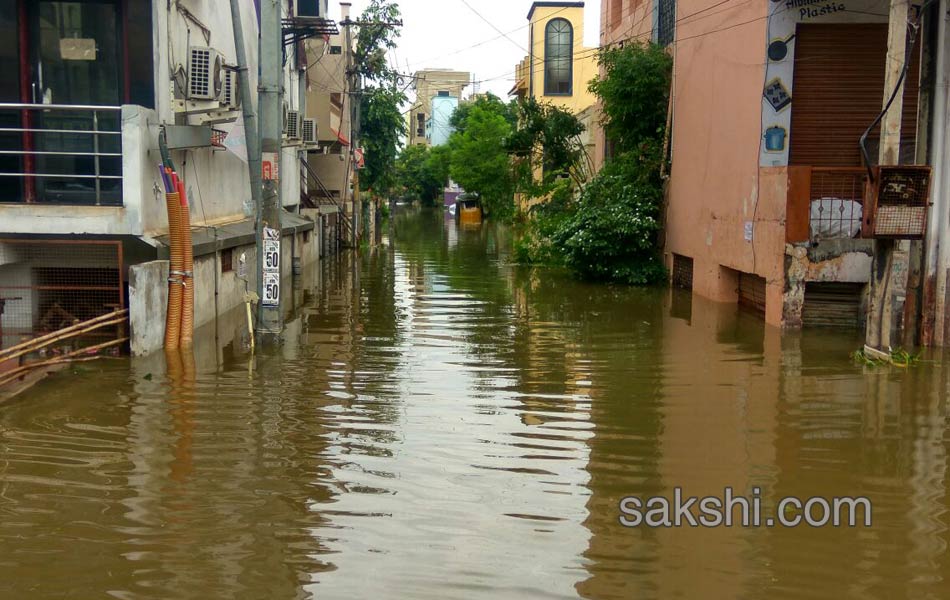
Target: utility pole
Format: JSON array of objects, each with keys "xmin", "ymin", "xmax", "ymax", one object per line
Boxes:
[
  {"xmin": 866, "ymin": 0, "xmax": 912, "ymax": 356},
  {"xmin": 257, "ymin": 0, "xmax": 284, "ymax": 339},
  {"xmin": 341, "ymin": 3, "xmax": 360, "ymax": 249},
  {"xmin": 228, "ymin": 0, "xmax": 264, "ymax": 344}
]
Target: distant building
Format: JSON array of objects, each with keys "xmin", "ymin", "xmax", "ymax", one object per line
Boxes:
[{"xmin": 407, "ymin": 69, "xmax": 471, "ymax": 147}]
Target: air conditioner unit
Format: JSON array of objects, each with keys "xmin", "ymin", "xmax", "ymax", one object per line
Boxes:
[
  {"xmin": 285, "ymin": 110, "xmax": 301, "ymax": 141},
  {"xmin": 295, "ymin": 0, "xmax": 329, "ymax": 18},
  {"xmin": 187, "ymin": 47, "xmax": 224, "ymax": 101},
  {"xmin": 220, "ymin": 67, "xmax": 240, "ymax": 110},
  {"xmin": 302, "ymin": 118, "xmax": 317, "ymax": 145},
  {"xmin": 863, "ymin": 165, "xmax": 932, "ymax": 239}
]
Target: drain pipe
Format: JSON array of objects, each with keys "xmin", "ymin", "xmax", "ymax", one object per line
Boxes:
[
  {"xmin": 176, "ymin": 173, "xmax": 194, "ymax": 348},
  {"xmin": 160, "ymin": 131, "xmax": 184, "ymax": 349}
]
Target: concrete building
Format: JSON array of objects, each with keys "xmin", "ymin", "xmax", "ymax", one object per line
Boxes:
[
  {"xmin": 0, "ymin": 0, "xmax": 341, "ymax": 357},
  {"xmin": 407, "ymin": 69, "xmax": 471, "ymax": 146},
  {"xmin": 595, "ymin": 0, "xmax": 950, "ymax": 340},
  {"xmin": 304, "ymin": 4, "xmax": 355, "ymax": 249}
]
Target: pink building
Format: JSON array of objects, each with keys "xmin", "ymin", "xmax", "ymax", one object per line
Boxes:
[{"xmin": 596, "ymin": 0, "xmax": 948, "ymax": 336}]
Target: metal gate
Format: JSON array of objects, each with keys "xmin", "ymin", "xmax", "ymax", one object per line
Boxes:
[{"xmin": 0, "ymin": 239, "xmax": 125, "ymax": 350}]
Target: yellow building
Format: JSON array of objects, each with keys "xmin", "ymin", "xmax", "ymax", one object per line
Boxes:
[
  {"xmin": 510, "ymin": 2, "xmax": 597, "ymax": 116},
  {"xmin": 511, "ymin": 2, "xmax": 598, "ymax": 212}
]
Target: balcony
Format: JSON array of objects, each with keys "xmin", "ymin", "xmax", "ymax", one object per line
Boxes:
[
  {"xmin": 0, "ymin": 103, "xmax": 123, "ymax": 207},
  {"xmin": 786, "ymin": 167, "xmax": 869, "ymax": 245},
  {"xmin": 0, "ymin": 105, "xmax": 161, "ymax": 238}
]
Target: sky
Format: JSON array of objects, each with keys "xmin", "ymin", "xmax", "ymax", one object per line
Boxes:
[{"xmin": 325, "ymin": 0, "xmax": 603, "ymax": 101}]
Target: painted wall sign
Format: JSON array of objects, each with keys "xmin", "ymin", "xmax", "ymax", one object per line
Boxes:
[
  {"xmin": 262, "ymin": 152, "xmax": 280, "ymax": 181},
  {"xmin": 759, "ymin": 0, "xmax": 890, "ymax": 167},
  {"xmin": 764, "ymin": 126, "xmax": 788, "ymax": 152}
]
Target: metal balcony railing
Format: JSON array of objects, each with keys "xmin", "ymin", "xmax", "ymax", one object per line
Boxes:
[
  {"xmin": 787, "ymin": 166, "xmax": 868, "ymax": 243},
  {"xmin": 0, "ymin": 103, "xmax": 123, "ymax": 206}
]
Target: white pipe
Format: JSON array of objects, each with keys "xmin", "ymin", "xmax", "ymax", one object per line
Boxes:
[{"xmin": 927, "ymin": 0, "xmax": 949, "ymax": 343}]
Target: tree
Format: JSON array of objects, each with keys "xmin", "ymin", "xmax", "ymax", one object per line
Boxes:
[
  {"xmin": 355, "ymin": 0, "xmax": 405, "ymax": 198},
  {"xmin": 507, "ymin": 98, "xmax": 590, "ymax": 199},
  {"xmin": 360, "ymin": 86, "xmax": 405, "ymax": 197},
  {"xmin": 589, "ymin": 43, "xmax": 673, "ymax": 154},
  {"xmin": 447, "ymin": 104, "xmax": 515, "ymax": 219},
  {"xmin": 396, "ymin": 144, "xmax": 450, "ymax": 206},
  {"xmin": 450, "ymin": 93, "xmax": 517, "ymax": 135}
]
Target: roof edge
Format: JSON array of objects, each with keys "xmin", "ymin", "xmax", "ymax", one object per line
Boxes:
[{"xmin": 527, "ymin": 1, "xmax": 585, "ymax": 21}]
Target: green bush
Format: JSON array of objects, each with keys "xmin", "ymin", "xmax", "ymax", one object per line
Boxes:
[{"xmin": 551, "ymin": 153, "xmax": 666, "ymax": 284}]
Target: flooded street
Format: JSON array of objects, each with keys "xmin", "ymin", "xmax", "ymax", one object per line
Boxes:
[{"xmin": 2, "ymin": 208, "xmax": 950, "ymax": 598}]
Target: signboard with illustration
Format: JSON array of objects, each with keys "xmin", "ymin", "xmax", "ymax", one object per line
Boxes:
[{"xmin": 758, "ymin": 0, "xmax": 891, "ymax": 167}]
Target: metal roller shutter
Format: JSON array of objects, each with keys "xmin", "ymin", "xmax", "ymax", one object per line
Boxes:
[
  {"xmin": 738, "ymin": 273, "xmax": 767, "ymax": 315},
  {"xmin": 802, "ymin": 282, "xmax": 864, "ymax": 328},
  {"xmin": 789, "ymin": 23, "xmax": 920, "ymax": 167}
]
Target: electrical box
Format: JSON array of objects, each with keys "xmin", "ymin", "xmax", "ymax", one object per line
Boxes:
[{"xmin": 863, "ymin": 165, "xmax": 932, "ymax": 239}]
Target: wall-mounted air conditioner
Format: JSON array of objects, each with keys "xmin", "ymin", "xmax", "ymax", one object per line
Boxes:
[
  {"xmin": 302, "ymin": 118, "xmax": 317, "ymax": 146},
  {"xmin": 187, "ymin": 47, "xmax": 224, "ymax": 101},
  {"xmin": 295, "ymin": 0, "xmax": 329, "ymax": 18},
  {"xmin": 220, "ymin": 67, "xmax": 240, "ymax": 110},
  {"xmin": 285, "ymin": 110, "xmax": 301, "ymax": 143}
]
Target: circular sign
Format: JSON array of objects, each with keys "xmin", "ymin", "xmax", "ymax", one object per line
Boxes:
[{"xmin": 768, "ymin": 40, "xmax": 788, "ymax": 62}]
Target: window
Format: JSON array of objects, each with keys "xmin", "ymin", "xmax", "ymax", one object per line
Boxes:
[
  {"xmin": 330, "ymin": 92, "xmax": 343, "ymax": 109},
  {"xmin": 610, "ymin": 0, "xmax": 623, "ymax": 29},
  {"xmin": 437, "ymin": 90, "xmax": 450, "ymax": 97},
  {"xmin": 221, "ymin": 248, "xmax": 233, "ymax": 273},
  {"xmin": 329, "ymin": 45, "xmax": 342, "ymax": 55},
  {"xmin": 544, "ymin": 18, "xmax": 573, "ymax": 96},
  {"xmin": 657, "ymin": 0, "xmax": 675, "ymax": 46}
]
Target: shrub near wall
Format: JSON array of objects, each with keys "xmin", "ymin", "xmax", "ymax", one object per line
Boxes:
[{"xmin": 518, "ymin": 42, "xmax": 672, "ymax": 285}]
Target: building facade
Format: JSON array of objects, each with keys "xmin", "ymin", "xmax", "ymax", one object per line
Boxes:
[
  {"xmin": 0, "ymin": 0, "xmax": 340, "ymax": 358},
  {"xmin": 596, "ymin": 0, "xmax": 950, "ymax": 341},
  {"xmin": 511, "ymin": 2, "xmax": 598, "ymax": 116},
  {"xmin": 407, "ymin": 69, "xmax": 471, "ymax": 147}
]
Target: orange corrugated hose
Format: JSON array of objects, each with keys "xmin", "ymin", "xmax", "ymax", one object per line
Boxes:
[
  {"xmin": 177, "ymin": 178, "xmax": 195, "ymax": 348},
  {"xmin": 164, "ymin": 190, "xmax": 184, "ymax": 350}
]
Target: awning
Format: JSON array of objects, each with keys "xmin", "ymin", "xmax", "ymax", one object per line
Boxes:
[{"xmin": 331, "ymin": 128, "xmax": 350, "ymax": 146}]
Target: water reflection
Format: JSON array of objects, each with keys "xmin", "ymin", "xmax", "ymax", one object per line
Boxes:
[{"xmin": 0, "ymin": 208, "xmax": 948, "ymax": 598}]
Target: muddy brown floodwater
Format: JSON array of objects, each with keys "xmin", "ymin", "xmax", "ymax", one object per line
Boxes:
[{"xmin": 2, "ymin": 208, "xmax": 950, "ymax": 599}]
